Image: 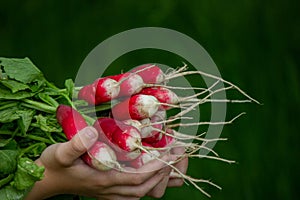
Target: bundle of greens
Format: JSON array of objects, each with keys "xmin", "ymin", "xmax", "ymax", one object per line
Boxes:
[{"xmin": 0, "ymin": 57, "xmax": 76, "ymax": 199}]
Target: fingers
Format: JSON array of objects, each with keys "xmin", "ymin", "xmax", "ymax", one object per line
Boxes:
[
  {"xmin": 147, "ymin": 167, "xmax": 171, "ymax": 198},
  {"xmin": 168, "ymin": 147, "xmax": 188, "ymax": 187},
  {"xmin": 102, "ymin": 167, "xmax": 170, "ymax": 198},
  {"xmin": 104, "ymin": 154, "xmax": 174, "ymax": 186},
  {"xmin": 55, "ymin": 126, "xmax": 98, "ymax": 166},
  {"xmin": 171, "ymin": 147, "xmax": 188, "ymax": 174},
  {"xmin": 97, "ymin": 195, "xmax": 139, "ymax": 200}
]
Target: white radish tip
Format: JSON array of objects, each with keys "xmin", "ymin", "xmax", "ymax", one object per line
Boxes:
[
  {"xmin": 127, "ymin": 74, "xmax": 144, "ymax": 94},
  {"xmin": 91, "ymin": 144, "xmax": 117, "ymax": 170},
  {"xmin": 136, "ymin": 95, "xmax": 159, "ymax": 118},
  {"xmin": 102, "ymin": 78, "xmax": 120, "ymax": 98}
]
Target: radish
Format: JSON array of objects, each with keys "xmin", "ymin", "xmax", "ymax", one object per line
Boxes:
[
  {"xmin": 93, "ymin": 117, "xmax": 142, "ymax": 161},
  {"xmin": 111, "ymin": 122, "xmax": 141, "ymax": 152},
  {"xmin": 130, "ymin": 64, "xmax": 164, "ymax": 84},
  {"xmin": 78, "ymin": 77, "xmax": 120, "ymax": 105},
  {"xmin": 92, "ymin": 117, "xmax": 119, "ymax": 141},
  {"xmin": 128, "ymin": 142, "xmax": 160, "ymax": 169},
  {"xmin": 142, "ymin": 131, "xmax": 162, "ymax": 144},
  {"xmin": 111, "ymin": 94, "xmax": 160, "ymax": 121},
  {"xmin": 122, "ymin": 118, "xmax": 164, "ymax": 143},
  {"xmin": 130, "ymin": 64, "xmax": 260, "ymax": 105},
  {"xmin": 139, "ymin": 87, "xmax": 179, "ymax": 109},
  {"xmin": 82, "ymin": 141, "xmax": 118, "ymax": 171},
  {"xmin": 56, "ymin": 104, "xmax": 88, "ymax": 140},
  {"xmin": 122, "ymin": 119, "xmax": 142, "ymax": 132},
  {"xmin": 108, "ymin": 72, "xmax": 144, "ymax": 97},
  {"xmin": 138, "ymin": 86, "xmax": 234, "ymax": 110},
  {"xmin": 150, "ymin": 131, "xmax": 175, "ymax": 148},
  {"xmin": 56, "ymin": 105, "xmax": 118, "ymax": 170}
]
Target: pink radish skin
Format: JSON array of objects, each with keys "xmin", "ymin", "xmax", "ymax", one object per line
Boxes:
[
  {"xmin": 130, "ymin": 64, "xmax": 164, "ymax": 84},
  {"xmin": 151, "ymin": 130, "xmax": 175, "ymax": 148},
  {"xmin": 93, "ymin": 118, "xmax": 142, "ymax": 161},
  {"xmin": 112, "ymin": 94, "xmax": 159, "ymax": 121},
  {"xmin": 93, "ymin": 118, "xmax": 141, "ymax": 151},
  {"xmin": 56, "ymin": 105, "xmax": 88, "ymax": 140},
  {"xmin": 111, "ymin": 122, "xmax": 142, "ymax": 152},
  {"xmin": 142, "ymin": 132, "xmax": 162, "ymax": 144},
  {"xmin": 108, "ymin": 73, "xmax": 144, "ymax": 97},
  {"xmin": 56, "ymin": 105, "xmax": 117, "ymax": 170},
  {"xmin": 77, "ymin": 84, "xmax": 96, "ymax": 105},
  {"xmin": 78, "ymin": 77, "xmax": 120, "ymax": 105},
  {"xmin": 93, "ymin": 117, "xmax": 119, "ymax": 141},
  {"xmin": 139, "ymin": 87, "xmax": 179, "ymax": 109},
  {"xmin": 82, "ymin": 141, "xmax": 117, "ymax": 171}
]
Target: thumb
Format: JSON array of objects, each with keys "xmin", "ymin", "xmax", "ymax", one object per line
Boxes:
[{"xmin": 56, "ymin": 126, "xmax": 98, "ymax": 166}]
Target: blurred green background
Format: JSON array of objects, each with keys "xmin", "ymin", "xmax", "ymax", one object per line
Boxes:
[{"xmin": 1, "ymin": 0, "xmax": 299, "ymax": 199}]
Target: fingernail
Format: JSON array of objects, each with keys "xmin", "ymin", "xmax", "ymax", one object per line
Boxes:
[{"xmin": 85, "ymin": 127, "xmax": 98, "ymax": 139}]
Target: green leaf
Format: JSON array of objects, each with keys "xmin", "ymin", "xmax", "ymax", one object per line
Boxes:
[
  {"xmin": 0, "ymin": 107, "xmax": 20, "ymax": 123},
  {"xmin": 0, "ymin": 85, "xmax": 34, "ymax": 100},
  {"xmin": 0, "ymin": 57, "xmax": 43, "ymax": 84},
  {"xmin": 33, "ymin": 114, "xmax": 62, "ymax": 133},
  {"xmin": 0, "ymin": 139, "xmax": 12, "ymax": 148},
  {"xmin": 73, "ymin": 99, "xmax": 89, "ymax": 107},
  {"xmin": 65, "ymin": 79, "xmax": 74, "ymax": 98},
  {"xmin": 28, "ymin": 76, "xmax": 46, "ymax": 92},
  {"xmin": 0, "ymin": 140, "xmax": 18, "ymax": 150},
  {"xmin": 0, "ymin": 80, "xmax": 30, "ymax": 93},
  {"xmin": 0, "ymin": 150, "xmax": 19, "ymax": 175},
  {"xmin": 0, "ymin": 174, "xmax": 14, "ymax": 188},
  {"xmin": 21, "ymin": 143, "xmax": 46, "ymax": 158},
  {"xmin": 0, "ymin": 185, "xmax": 28, "ymax": 200},
  {"xmin": 37, "ymin": 93, "xmax": 59, "ymax": 107},
  {"xmin": 16, "ymin": 110, "xmax": 35, "ymax": 135},
  {"xmin": 12, "ymin": 157, "xmax": 44, "ymax": 190}
]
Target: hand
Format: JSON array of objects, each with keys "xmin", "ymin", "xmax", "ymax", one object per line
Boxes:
[
  {"xmin": 146, "ymin": 146, "xmax": 189, "ymax": 198},
  {"xmin": 25, "ymin": 126, "xmax": 175, "ymax": 200},
  {"xmin": 168, "ymin": 146, "xmax": 188, "ymax": 187}
]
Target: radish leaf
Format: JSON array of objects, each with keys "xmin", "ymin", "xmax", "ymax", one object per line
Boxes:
[
  {"xmin": 0, "ymin": 57, "xmax": 43, "ymax": 84},
  {"xmin": 0, "ymin": 150, "xmax": 19, "ymax": 175},
  {"xmin": 11, "ymin": 158, "xmax": 44, "ymax": 190}
]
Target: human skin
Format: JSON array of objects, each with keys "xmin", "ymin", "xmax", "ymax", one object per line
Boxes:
[{"xmin": 25, "ymin": 127, "xmax": 187, "ymax": 200}]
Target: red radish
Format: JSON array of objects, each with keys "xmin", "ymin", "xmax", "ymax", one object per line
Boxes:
[
  {"xmin": 122, "ymin": 118, "xmax": 163, "ymax": 144},
  {"xmin": 111, "ymin": 94, "xmax": 160, "ymax": 120},
  {"xmin": 78, "ymin": 77, "xmax": 120, "ymax": 105},
  {"xmin": 93, "ymin": 117, "xmax": 119, "ymax": 141},
  {"xmin": 56, "ymin": 105, "xmax": 118, "ymax": 170},
  {"xmin": 78, "ymin": 84, "xmax": 96, "ymax": 105},
  {"xmin": 56, "ymin": 104, "xmax": 88, "ymax": 140},
  {"xmin": 142, "ymin": 131, "xmax": 162, "ymax": 144},
  {"xmin": 93, "ymin": 118, "xmax": 142, "ymax": 161},
  {"xmin": 82, "ymin": 141, "xmax": 117, "ymax": 171},
  {"xmin": 151, "ymin": 129, "xmax": 175, "ymax": 148},
  {"xmin": 139, "ymin": 118, "xmax": 163, "ymax": 138},
  {"xmin": 108, "ymin": 72, "xmax": 144, "ymax": 97},
  {"xmin": 139, "ymin": 87, "xmax": 179, "ymax": 109},
  {"xmin": 111, "ymin": 122, "xmax": 141, "ymax": 152},
  {"xmin": 129, "ymin": 142, "xmax": 160, "ymax": 169},
  {"xmin": 130, "ymin": 64, "xmax": 164, "ymax": 84}
]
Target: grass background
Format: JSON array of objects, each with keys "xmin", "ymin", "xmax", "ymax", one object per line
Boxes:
[{"xmin": 1, "ymin": 0, "xmax": 299, "ymax": 199}]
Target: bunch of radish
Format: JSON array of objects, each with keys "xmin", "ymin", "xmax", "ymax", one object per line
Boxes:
[{"xmin": 56, "ymin": 64, "xmax": 259, "ymax": 197}]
